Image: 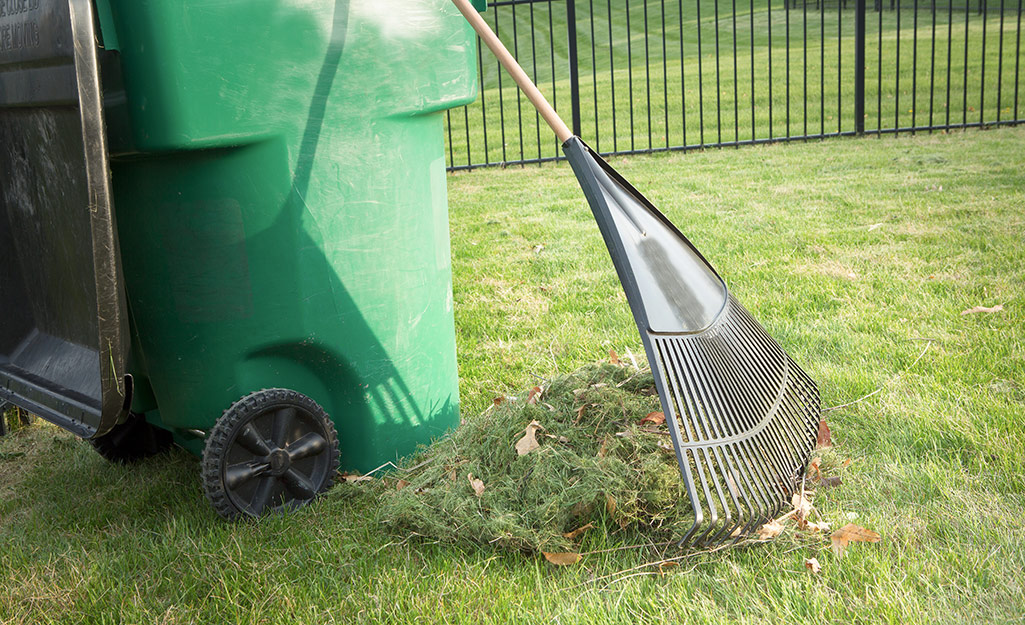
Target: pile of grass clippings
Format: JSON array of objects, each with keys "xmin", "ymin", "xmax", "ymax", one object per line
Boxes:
[{"xmin": 373, "ymin": 362, "xmax": 694, "ymax": 554}]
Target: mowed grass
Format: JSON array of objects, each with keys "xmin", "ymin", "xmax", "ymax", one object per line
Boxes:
[
  {"xmin": 445, "ymin": 1, "xmax": 1025, "ymax": 167},
  {"xmin": 1, "ymin": 127, "xmax": 1023, "ymax": 623}
]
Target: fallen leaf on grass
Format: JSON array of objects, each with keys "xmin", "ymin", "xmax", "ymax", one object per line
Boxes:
[
  {"xmin": 816, "ymin": 419, "xmax": 832, "ymax": 449},
  {"xmin": 515, "ymin": 420, "xmax": 543, "ymax": 456},
  {"xmin": 609, "ymin": 349, "xmax": 620, "ymax": 365},
  {"xmin": 542, "ymin": 551, "xmax": 581, "ymax": 566},
  {"xmin": 605, "ymin": 494, "xmax": 617, "ymax": 516},
  {"xmin": 527, "ymin": 386, "xmax": 542, "ymax": 405},
  {"xmin": 805, "ymin": 521, "xmax": 831, "ymax": 532},
  {"xmin": 395, "ymin": 479, "xmax": 410, "ymax": 490},
  {"xmin": 340, "ymin": 473, "xmax": 372, "ymax": 484},
  {"xmin": 961, "ymin": 304, "xmax": 1003, "ymax": 315},
  {"xmin": 562, "ymin": 523, "xmax": 595, "ymax": 539},
  {"xmin": 468, "ymin": 473, "xmax": 485, "ymax": 497},
  {"xmin": 791, "ymin": 491, "xmax": 814, "ymax": 524},
  {"xmin": 805, "ymin": 558, "xmax": 822, "ymax": 574},
  {"xmin": 573, "ymin": 404, "xmax": 588, "ymax": 424},
  {"xmin": 639, "ymin": 411, "xmax": 666, "ymax": 426},
  {"xmin": 758, "ymin": 519, "xmax": 785, "ymax": 540},
  {"xmin": 658, "ymin": 561, "xmax": 679, "ymax": 575},
  {"xmin": 808, "ymin": 457, "xmax": 822, "ymax": 481},
  {"xmin": 830, "ymin": 523, "xmax": 881, "ymax": 557},
  {"xmin": 493, "ymin": 396, "xmax": 505, "ymax": 406}
]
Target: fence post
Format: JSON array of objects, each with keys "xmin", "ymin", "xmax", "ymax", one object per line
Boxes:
[
  {"xmin": 855, "ymin": 0, "xmax": 866, "ymax": 134},
  {"xmin": 566, "ymin": 0, "xmax": 582, "ymax": 138}
]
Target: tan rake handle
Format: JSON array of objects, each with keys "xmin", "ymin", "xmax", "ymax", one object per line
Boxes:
[{"xmin": 451, "ymin": 0, "xmax": 573, "ymax": 143}]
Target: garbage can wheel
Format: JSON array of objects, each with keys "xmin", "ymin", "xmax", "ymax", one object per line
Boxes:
[
  {"xmin": 202, "ymin": 389, "xmax": 339, "ymax": 520},
  {"xmin": 89, "ymin": 412, "xmax": 174, "ymax": 463}
]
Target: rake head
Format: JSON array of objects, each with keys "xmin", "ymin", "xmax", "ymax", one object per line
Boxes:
[{"xmin": 562, "ymin": 137, "xmax": 821, "ymax": 547}]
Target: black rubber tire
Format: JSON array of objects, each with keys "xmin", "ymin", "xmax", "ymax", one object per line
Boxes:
[
  {"xmin": 89, "ymin": 412, "xmax": 175, "ymax": 463},
  {"xmin": 202, "ymin": 389, "xmax": 339, "ymax": 520}
]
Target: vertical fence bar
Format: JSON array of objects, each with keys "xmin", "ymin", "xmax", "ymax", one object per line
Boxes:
[
  {"xmin": 495, "ymin": 8, "xmax": 508, "ymax": 162},
  {"xmin": 996, "ymin": 0, "xmax": 1006, "ymax": 123},
  {"xmin": 698, "ymin": 0, "xmax": 706, "ymax": 145},
  {"xmin": 963, "ymin": 0, "xmax": 969, "ymax": 127},
  {"xmin": 549, "ymin": 2, "xmax": 559, "ymax": 153},
  {"xmin": 1016, "ymin": 0, "xmax": 1023, "ymax": 122},
  {"xmin": 945, "ymin": 0, "xmax": 952, "ymax": 129},
  {"xmin": 822, "ymin": 0, "xmax": 826, "ymax": 137},
  {"xmin": 512, "ymin": 2, "xmax": 524, "ymax": 163},
  {"xmin": 567, "ymin": 0, "xmax": 583, "ymax": 138},
  {"xmin": 785, "ymin": 0, "xmax": 791, "ymax": 139},
  {"xmin": 803, "ymin": 0, "xmax": 808, "ymax": 139},
  {"xmin": 530, "ymin": 2, "xmax": 541, "ymax": 162},
  {"xmin": 980, "ymin": 0, "xmax": 987, "ymax": 124},
  {"xmin": 464, "ymin": 97, "xmax": 472, "ymax": 166},
  {"xmin": 838, "ymin": 0, "xmax": 843, "ymax": 133},
  {"xmin": 662, "ymin": 0, "xmax": 670, "ymax": 148},
  {"xmin": 479, "ymin": 38, "xmax": 490, "ymax": 163},
  {"xmin": 680, "ymin": 0, "xmax": 688, "ymax": 148},
  {"xmin": 627, "ymin": 0, "xmax": 636, "ymax": 149},
  {"xmin": 608, "ymin": 0, "xmax": 618, "ymax": 151},
  {"xmin": 446, "ymin": 110, "xmax": 454, "ymax": 167},
  {"xmin": 732, "ymin": 0, "xmax": 739, "ymax": 145},
  {"xmin": 644, "ymin": 0, "xmax": 653, "ymax": 148},
  {"xmin": 856, "ymin": 0, "xmax": 866, "ymax": 134},
  {"xmin": 590, "ymin": 0, "xmax": 599, "ymax": 149},
  {"xmin": 750, "ymin": 0, "xmax": 756, "ymax": 140},
  {"xmin": 912, "ymin": 0, "xmax": 918, "ymax": 133},
  {"xmin": 877, "ymin": 0, "xmax": 883, "ymax": 133},
  {"xmin": 768, "ymin": 0, "xmax": 774, "ymax": 139},
  {"xmin": 715, "ymin": 0, "xmax": 724, "ymax": 145},
  {"xmin": 896, "ymin": 0, "xmax": 901, "ymax": 135},
  {"xmin": 929, "ymin": 0, "xmax": 937, "ymax": 131}
]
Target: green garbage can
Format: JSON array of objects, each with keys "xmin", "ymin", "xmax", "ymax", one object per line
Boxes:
[{"xmin": 0, "ymin": 0, "xmax": 479, "ymax": 518}]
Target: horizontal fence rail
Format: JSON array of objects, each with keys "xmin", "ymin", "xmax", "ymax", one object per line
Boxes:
[{"xmin": 445, "ymin": 0, "xmax": 1025, "ymax": 170}]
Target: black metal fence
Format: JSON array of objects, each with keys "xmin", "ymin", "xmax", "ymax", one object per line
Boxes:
[{"xmin": 445, "ymin": 0, "xmax": 1024, "ymax": 170}]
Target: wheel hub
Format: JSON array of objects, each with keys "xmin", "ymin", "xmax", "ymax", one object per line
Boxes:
[{"xmin": 268, "ymin": 448, "xmax": 290, "ymax": 476}]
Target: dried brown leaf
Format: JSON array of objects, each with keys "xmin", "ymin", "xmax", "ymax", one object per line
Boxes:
[
  {"xmin": 447, "ymin": 469, "xmax": 457, "ymax": 482},
  {"xmin": 816, "ymin": 419, "xmax": 832, "ymax": 449},
  {"xmin": 639, "ymin": 411, "xmax": 666, "ymax": 426},
  {"xmin": 609, "ymin": 349, "xmax": 620, "ymax": 365},
  {"xmin": 542, "ymin": 552, "xmax": 581, "ymax": 566},
  {"xmin": 514, "ymin": 420, "xmax": 543, "ymax": 456},
  {"xmin": 805, "ymin": 520, "xmax": 831, "ymax": 532},
  {"xmin": 527, "ymin": 386, "xmax": 542, "ymax": 405},
  {"xmin": 758, "ymin": 519, "xmax": 785, "ymax": 540},
  {"xmin": 493, "ymin": 396, "xmax": 505, "ymax": 406},
  {"xmin": 658, "ymin": 561, "xmax": 679, "ymax": 575},
  {"xmin": 468, "ymin": 473, "xmax": 485, "ymax": 497},
  {"xmin": 791, "ymin": 491, "xmax": 814, "ymax": 523},
  {"xmin": 340, "ymin": 473, "xmax": 372, "ymax": 484},
  {"xmin": 605, "ymin": 494, "xmax": 617, "ymax": 516},
  {"xmin": 805, "ymin": 557, "xmax": 822, "ymax": 574},
  {"xmin": 808, "ymin": 457, "xmax": 822, "ymax": 481},
  {"xmin": 573, "ymin": 404, "xmax": 588, "ymax": 424},
  {"xmin": 395, "ymin": 479, "xmax": 410, "ymax": 490},
  {"xmin": 961, "ymin": 304, "xmax": 1003, "ymax": 315},
  {"xmin": 830, "ymin": 523, "xmax": 881, "ymax": 557},
  {"xmin": 561, "ymin": 523, "xmax": 595, "ymax": 539},
  {"xmin": 597, "ymin": 437, "xmax": 608, "ymax": 458}
]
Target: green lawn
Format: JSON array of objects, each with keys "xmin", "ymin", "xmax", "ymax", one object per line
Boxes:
[
  {"xmin": 445, "ymin": 1, "xmax": 1025, "ymax": 167},
  {"xmin": 1, "ymin": 126, "xmax": 1023, "ymax": 623}
]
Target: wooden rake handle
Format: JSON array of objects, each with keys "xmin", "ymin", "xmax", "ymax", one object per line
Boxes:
[{"xmin": 451, "ymin": 0, "xmax": 573, "ymax": 143}]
